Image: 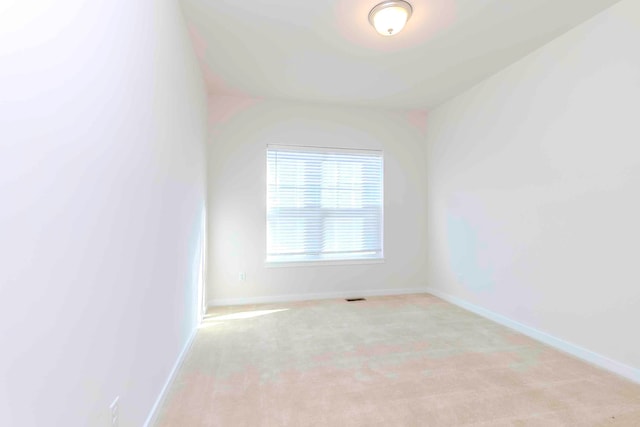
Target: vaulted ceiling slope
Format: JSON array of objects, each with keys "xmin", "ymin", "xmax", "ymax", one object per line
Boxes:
[{"xmin": 181, "ymin": 0, "xmax": 619, "ymax": 109}]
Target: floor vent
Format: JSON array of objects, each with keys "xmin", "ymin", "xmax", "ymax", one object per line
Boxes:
[{"xmin": 345, "ymin": 298, "xmax": 366, "ymax": 302}]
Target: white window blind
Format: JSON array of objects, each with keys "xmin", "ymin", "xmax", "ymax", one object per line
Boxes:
[{"xmin": 266, "ymin": 145, "xmax": 383, "ymax": 263}]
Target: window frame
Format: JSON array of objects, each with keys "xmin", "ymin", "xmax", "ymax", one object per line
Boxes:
[{"xmin": 265, "ymin": 144, "xmax": 385, "ymax": 267}]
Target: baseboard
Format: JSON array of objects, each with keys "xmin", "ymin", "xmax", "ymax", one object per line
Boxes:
[
  {"xmin": 425, "ymin": 287, "xmax": 640, "ymax": 385},
  {"xmin": 143, "ymin": 328, "xmax": 198, "ymax": 427},
  {"xmin": 208, "ymin": 287, "xmax": 429, "ymax": 307}
]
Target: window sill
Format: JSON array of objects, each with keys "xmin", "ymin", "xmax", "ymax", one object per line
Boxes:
[{"xmin": 264, "ymin": 258, "xmax": 385, "ymax": 268}]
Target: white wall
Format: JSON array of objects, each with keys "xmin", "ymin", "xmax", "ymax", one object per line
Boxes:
[
  {"xmin": 425, "ymin": 0, "xmax": 640, "ymax": 372},
  {"xmin": 0, "ymin": 1, "xmax": 207, "ymax": 426},
  {"xmin": 207, "ymin": 96, "xmax": 428, "ymax": 304}
]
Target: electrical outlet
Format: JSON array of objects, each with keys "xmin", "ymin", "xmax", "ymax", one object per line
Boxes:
[
  {"xmin": 239, "ymin": 272, "xmax": 246, "ymax": 281},
  {"xmin": 109, "ymin": 396, "xmax": 119, "ymax": 427}
]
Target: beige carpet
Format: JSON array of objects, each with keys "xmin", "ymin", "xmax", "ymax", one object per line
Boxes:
[{"xmin": 155, "ymin": 294, "xmax": 640, "ymax": 426}]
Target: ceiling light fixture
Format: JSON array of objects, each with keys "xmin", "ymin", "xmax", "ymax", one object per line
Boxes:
[{"xmin": 368, "ymin": 1, "xmax": 413, "ymax": 37}]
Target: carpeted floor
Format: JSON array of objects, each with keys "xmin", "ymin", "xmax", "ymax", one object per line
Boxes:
[{"xmin": 154, "ymin": 294, "xmax": 640, "ymax": 426}]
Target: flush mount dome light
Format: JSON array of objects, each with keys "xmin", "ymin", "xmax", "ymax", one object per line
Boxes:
[{"xmin": 368, "ymin": 1, "xmax": 413, "ymax": 36}]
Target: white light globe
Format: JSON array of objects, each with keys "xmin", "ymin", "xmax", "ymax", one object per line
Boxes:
[{"xmin": 369, "ymin": 1, "xmax": 413, "ymax": 36}]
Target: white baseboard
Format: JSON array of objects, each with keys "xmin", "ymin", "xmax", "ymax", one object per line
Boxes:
[
  {"xmin": 425, "ymin": 287, "xmax": 640, "ymax": 385},
  {"xmin": 143, "ymin": 328, "xmax": 198, "ymax": 427},
  {"xmin": 208, "ymin": 287, "xmax": 429, "ymax": 307}
]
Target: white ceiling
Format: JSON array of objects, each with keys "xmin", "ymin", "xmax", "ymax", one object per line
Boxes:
[{"xmin": 181, "ymin": 0, "xmax": 619, "ymax": 109}]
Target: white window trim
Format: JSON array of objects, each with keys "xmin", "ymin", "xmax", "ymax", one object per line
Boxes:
[
  {"xmin": 266, "ymin": 144, "xmax": 384, "ymax": 265},
  {"xmin": 264, "ymin": 258, "xmax": 385, "ymax": 268},
  {"xmin": 267, "ymin": 143, "xmax": 381, "ymax": 156}
]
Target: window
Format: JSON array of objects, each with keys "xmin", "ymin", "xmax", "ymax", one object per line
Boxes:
[{"xmin": 266, "ymin": 145, "xmax": 383, "ymax": 264}]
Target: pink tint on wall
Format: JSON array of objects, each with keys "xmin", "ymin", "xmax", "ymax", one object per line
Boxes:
[
  {"xmin": 187, "ymin": 24, "xmax": 207, "ymax": 60},
  {"xmin": 187, "ymin": 23, "xmax": 249, "ymax": 97},
  {"xmin": 332, "ymin": 0, "xmax": 456, "ymax": 52},
  {"xmin": 406, "ymin": 109, "xmax": 429, "ymax": 135},
  {"xmin": 208, "ymin": 95, "xmax": 261, "ymax": 128}
]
